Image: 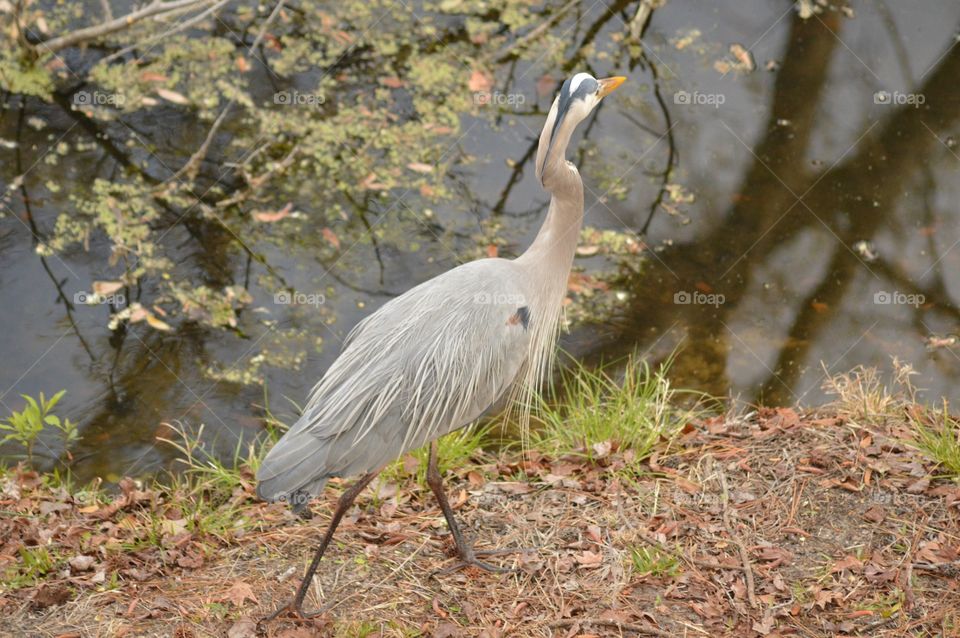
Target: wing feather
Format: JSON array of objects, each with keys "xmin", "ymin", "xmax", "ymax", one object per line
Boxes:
[{"xmin": 256, "ymin": 258, "xmax": 532, "ymax": 502}]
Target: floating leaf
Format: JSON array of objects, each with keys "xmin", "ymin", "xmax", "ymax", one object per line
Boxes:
[
  {"xmin": 252, "ymin": 203, "xmax": 292, "ymax": 223},
  {"xmin": 146, "ymin": 313, "xmax": 172, "ymax": 332},
  {"xmin": 92, "ymin": 280, "xmax": 123, "ymax": 296},
  {"xmin": 322, "ymin": 227, "xmax": 341, "ymax": 250},
  {"xmin": 406, "ymin": 162, "xmax": 433, "ymax": 173},
  {"xmin": 155, "ymin": 88, "xmax": 189, "ymax": 105},
  {"xmin": 468, "ymin": 69, "xmax": 493, "ymax": 93}
]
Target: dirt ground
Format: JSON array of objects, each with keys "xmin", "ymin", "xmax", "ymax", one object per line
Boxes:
[{"xmin": 3, "ymin": 407, "xmax": 959, "ymax": 637}]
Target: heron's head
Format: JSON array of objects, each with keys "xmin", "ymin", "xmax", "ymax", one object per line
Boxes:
[{"xmin": 536, "ymin": 72, "xmax": 626, "ymax": 187}]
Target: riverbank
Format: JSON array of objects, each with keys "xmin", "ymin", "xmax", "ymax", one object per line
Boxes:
[{"xmin": 2, "ymin": 367, "xmax": 959, "ymax": 637}]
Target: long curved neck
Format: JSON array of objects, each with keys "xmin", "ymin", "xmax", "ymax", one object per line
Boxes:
[
  {"xmin": 517, "ymin": 104, "xmax": 585, "ymax": 279},
  {"xmin": 516, "ymin": 171, "xmax": 583, "ymax": 276},
  {"xmin": 508, "ymin": 129, "xmax": 584, "ymax": 429}
]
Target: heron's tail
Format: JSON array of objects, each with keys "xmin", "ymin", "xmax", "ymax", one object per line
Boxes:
[{"xmin": 256, "ymin": 429, "xmax": 330, "ymax": 511}]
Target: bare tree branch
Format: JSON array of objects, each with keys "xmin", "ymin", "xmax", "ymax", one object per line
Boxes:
[
  {"xmin": 99, "ymin": 0, "xmax": 114, "ymax": 22},
  {"xmin": 34, "ymin": 0, "xmax": 212, "ymax": 54},
  {"xmin": 100, "ymin": 0, "xmax": 232, "ymax": 65},
  {"xmin": 164, "ymin": 0, "xmax": 287, "ymax": 185}
]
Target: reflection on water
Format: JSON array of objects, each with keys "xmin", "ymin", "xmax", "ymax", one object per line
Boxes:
[{"xmin": 1, "ymin": 2, "xmax": 959, "ymax": 480}]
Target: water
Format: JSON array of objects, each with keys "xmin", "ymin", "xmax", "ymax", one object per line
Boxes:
[{"xmin": 2, "ymin": 1, "xmax": 959, "ymax": 480}]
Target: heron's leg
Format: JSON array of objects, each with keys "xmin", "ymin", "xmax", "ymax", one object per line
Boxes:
[
  {"xmin": 426, "ymin": 440, "xmax": 521, "ymax": 574},
  {"xmin": 261, "ymin": 471, "xmax": 378, "ymax": 623}
]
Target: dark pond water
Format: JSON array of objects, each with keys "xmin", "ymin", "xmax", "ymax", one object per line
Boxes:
[{"xmin": 2, "ymin": 1, "xmax": 960, "ymax": 481}]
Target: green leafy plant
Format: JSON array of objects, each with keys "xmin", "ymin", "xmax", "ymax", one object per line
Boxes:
[
  {"xmin": 5, "ymin": 546, "xmax": 58, "ymax": 589},
  {"xmin": 628, "ymin": 545, "xmax": 681, "ymax": 577},
  {"xmin": 908, "ymin": 400, "xmax": 960, "ymax": 480},
  {"xmin": 0, "ymin": 390, "xmax": 79, "ymax": 466}
]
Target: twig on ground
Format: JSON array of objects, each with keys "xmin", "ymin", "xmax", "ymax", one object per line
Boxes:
[
  {"xmin": 550, "ymin": 617, "xmax": 674, "ymax": 637},
  {"xmin": 718, "ymin": 467, "xmax": 758, "ymax": 609}
]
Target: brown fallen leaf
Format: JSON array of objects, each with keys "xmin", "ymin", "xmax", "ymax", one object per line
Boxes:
[
  {"xmin": 139, "ymin": 72, "xmax": 169, "ymax": 83},
  {"xmin": 32, "ymin": 584, "xmax": 71, "ymax": 609},
  {"xmin": 92, "ymin": 280, "xmax": 124, "ymax": 296},
  {"xmin": 729, "ymin": 43, "xmax": 756, "ymax": 72},
  {"xmin": 432, "ymin": 596, "xmax": 448, "ymax": 618},
  {"xmin": 176, "ymin": 552, "xmax": 203, "ymax": 569},
  {"xmin": 492, "ymin": 481, "xmax": 532, "ymax": 495},
  {"xmin": 69, "ymin": 555, "xmax": 95, "ymax": 572},
  {"xmin": 862, "ymin": 505, "xmax": 886, "ymax": 523},
  {"xmin": 361, "ymin": 173, "xmax": 388, "ymax": 190},
  {"xmin": 906, "ymin": 477, "xmax": 930, "ymax": 494},
  {"xmin": 322, "ymin": 227, "xmax": 341, "ymax": 250},
  {"xmin": 468, "ymin": 69, "xmax": 493, "ymax": 93},
  {"xmin": 575, "ymin": 550, "xmax": 604, "ymax": 568},
  {"xmin": 145, "ymin": 313, "xmax": 172, "ymax": 332},
  {"xmin": 433, "ymin": 621, "xmax": 463, "ymax": 638},
  {"xmin": 830, "ymin": 555, "xmax": 863, "ymax": 573},
  {"xmin": 586, "ymin": 524, "xmax": 602, "ymax": 544},
  {"xmin": 252, "ymin": 202, "xmax": 292, "ymax": 223},
  {"xmin": 227, "ymin": 618, "xmax": 257, "ymax": 638},
  {"xmin": 222, "ymin": 580, "xmax": 259, "ymax": 608}
]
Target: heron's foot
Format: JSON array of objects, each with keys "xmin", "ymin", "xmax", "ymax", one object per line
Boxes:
[
  {"xmin": 257, "ymin": 596, "xmax": 326, "ymax": 627},
  {"xmin": 432, "ymin": 546, "xmax": 535, "ymax": 576}
]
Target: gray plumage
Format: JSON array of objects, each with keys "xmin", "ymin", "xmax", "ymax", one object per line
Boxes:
[{"xmin": 256, "ymin": 72, "xmax": 626, "ymax": 509}]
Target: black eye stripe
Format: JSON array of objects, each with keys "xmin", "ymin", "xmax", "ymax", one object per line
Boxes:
[
  {"xmin": 558, "ymin": 76, "xmax": 598, "ymax": 103},
  {"xmin": 539, "ymin": 74, "xmax": 597, "ymax": 180}
]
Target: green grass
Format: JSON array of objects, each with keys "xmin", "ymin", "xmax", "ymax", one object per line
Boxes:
[
  {"xmin": 159, "ymin": 422, "xmax": 266, "ymax": 495},
  {"xmin": 382, "ymin": 422, "xmax": 493, "ymax": 488},
  {"xmin": 533, "ymin": 354, "xmax": 697, "ymax": 465},
  {"xmin": 628, "ymin": 545, "xmax": 681, "ymax": 577},
  {"xmin": 3, "ymin": 546, "xmax": 59, "ymax": 590},
  {"xmin": 333, "ymin": 620, "xmax": 421, "ymax": 638},
  {"xmin": 908, "ymin": 400, "xmax": 960, "ymax": 479}
]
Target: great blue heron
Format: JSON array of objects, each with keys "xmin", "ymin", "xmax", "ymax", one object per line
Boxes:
[{"xmin": 258, "ymin": 72, "xmax": 626, "ymax": 618}]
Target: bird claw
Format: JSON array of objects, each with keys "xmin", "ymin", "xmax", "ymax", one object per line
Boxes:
[
  {"xmin": 258, "ymin": 596, "xmax": 326, "ymax": 628},
  {"xmin": 431, "ymin": 546, "xmax": 535, "ymax": 577}
]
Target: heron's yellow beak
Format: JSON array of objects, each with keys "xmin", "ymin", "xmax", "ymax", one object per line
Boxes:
[{"xmin": 597, "ymin": 76, "xmax": 627, "ymax": 99}]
